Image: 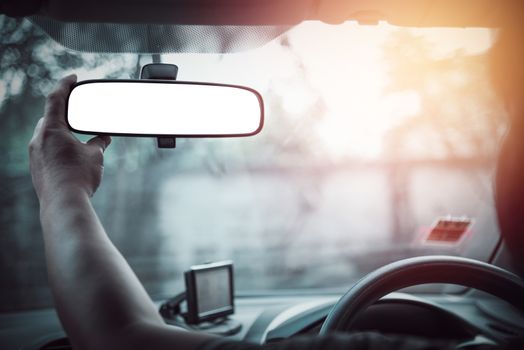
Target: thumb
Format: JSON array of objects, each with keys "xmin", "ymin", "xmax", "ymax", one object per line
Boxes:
[{"xmin": 87, "ymin": 135, "xmax": 112, "ymax": 153}]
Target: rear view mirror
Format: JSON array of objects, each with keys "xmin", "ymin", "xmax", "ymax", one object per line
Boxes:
[{"xmin": 66, "ymin": 80, "xmax": 264, "ymax": 137}]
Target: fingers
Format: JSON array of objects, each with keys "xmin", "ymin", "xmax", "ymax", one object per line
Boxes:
[
  {"xmin": 44, "ymin": 74, "xmax": 77, "ymax": 128},
  {"xmin": 31, "ymin": 117, "xmax": 45, "ymax": 141},
  {"xmin": 87, "ymin": 135, "xmax": 112, "ymax": 153}
]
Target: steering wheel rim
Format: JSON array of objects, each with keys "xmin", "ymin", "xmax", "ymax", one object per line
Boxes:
[{"xmin": 319, "ymin": 255, "xmax": 524, "ymax": 335}]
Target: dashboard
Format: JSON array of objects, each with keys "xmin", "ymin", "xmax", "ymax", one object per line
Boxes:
[{"xmin": 1, "ymin": 291, "xmax": 523, "ymax": 349}]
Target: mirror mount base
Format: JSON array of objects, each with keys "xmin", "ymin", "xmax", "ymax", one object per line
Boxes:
[
  {"xmin": 140, "ymin": 63, "xmax": 179, "ymax": 149},
  {"xmin": 157, "ymin": 137, "xmax": 176, "ymax": 148}
]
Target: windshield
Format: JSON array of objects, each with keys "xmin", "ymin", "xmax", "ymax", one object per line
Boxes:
[{"xmin": 0, "ymin": 17, "xmax": 504, "ymax": 312}]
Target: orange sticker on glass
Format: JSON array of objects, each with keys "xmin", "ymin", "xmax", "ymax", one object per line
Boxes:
[{"xmin": 425, "ymin": 217, "xmax": 472, "ymax": 244}]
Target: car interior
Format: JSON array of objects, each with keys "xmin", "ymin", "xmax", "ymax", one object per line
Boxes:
[{"xmin": 1, "ymin": 1, "xmax": 524, "ymax": 349}]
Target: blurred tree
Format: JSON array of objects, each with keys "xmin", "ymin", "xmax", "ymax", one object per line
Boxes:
[
  {"xmin": 382, "ymin": 30, "xmax": 505, "ymax": 161},
  {"xmin": 0, "ymin": 16, "xmax": 159, "ymax": 311}
]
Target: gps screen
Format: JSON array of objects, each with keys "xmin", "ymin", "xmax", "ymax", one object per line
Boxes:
[{"xmin": 194, "ymin": 266, "xmax": 232, "ymax": 316}]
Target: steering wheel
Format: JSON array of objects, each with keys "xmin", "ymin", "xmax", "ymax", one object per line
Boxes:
[{"xmin": 319, "ymin": 255, "xmax": 524, "ymax": 334}]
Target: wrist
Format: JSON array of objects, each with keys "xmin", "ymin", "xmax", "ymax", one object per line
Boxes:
[{"xmin": 39, "ymin": 184, "xmax": 91, "ymax": 212}]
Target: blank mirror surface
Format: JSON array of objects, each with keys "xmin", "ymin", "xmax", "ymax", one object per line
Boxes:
[{"xmin": 67, "ymin": 80, "xmax": 264, "ymax": 137}]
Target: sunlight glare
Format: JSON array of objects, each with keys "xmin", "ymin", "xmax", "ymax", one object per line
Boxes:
[{"xmin": 163, "ymin": 22, "xmax": 492, "ymax": 160}]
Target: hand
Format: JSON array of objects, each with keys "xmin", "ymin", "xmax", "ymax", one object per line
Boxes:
[{"xmin": 29, "ymin": 74, "xmax": 112, "ymax": 201}]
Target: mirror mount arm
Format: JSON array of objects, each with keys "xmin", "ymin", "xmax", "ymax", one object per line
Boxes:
[
  {"xmin": 157, "ymin": 137, "xmax": 176, "ymax": 148},
  {"xmin": 140, "ymin": 63, "xmax": 179, "ymax": 149}
]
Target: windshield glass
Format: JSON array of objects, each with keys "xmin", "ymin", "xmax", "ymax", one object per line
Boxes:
[{"xmin": 0, "ymin": 17, "xmax": 504, "ymax": 312}]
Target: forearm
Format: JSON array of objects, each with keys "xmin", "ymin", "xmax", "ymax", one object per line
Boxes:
[
  {"xmin": 31, "ymin": 76, "xmax": 217, "ymax": 350},
  {"xmin": 40, "ymin": 189, "xmax": 163, "ymax": 349}
]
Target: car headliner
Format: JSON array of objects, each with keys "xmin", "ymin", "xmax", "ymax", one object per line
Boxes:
[
  {"xmin": 1, "ymin": 0, "xmax": 518, "ymax": 27},
  {"xmin": 1, "ymin": 0, "xmax": 515, "ymax": 54}
]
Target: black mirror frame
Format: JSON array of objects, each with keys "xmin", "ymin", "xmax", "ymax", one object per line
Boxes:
[{"xmin": 65, "ymin": 79, "xmax": 264, "ymax": 138}]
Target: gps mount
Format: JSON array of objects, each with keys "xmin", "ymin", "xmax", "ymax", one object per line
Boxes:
[
  {"xmin": 159, "ymin": 291, "xmax": 241, "ymax": 336},
  {"xmin": 140, "ymin": 63, "xmax": 178, "ymax": 148}
]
